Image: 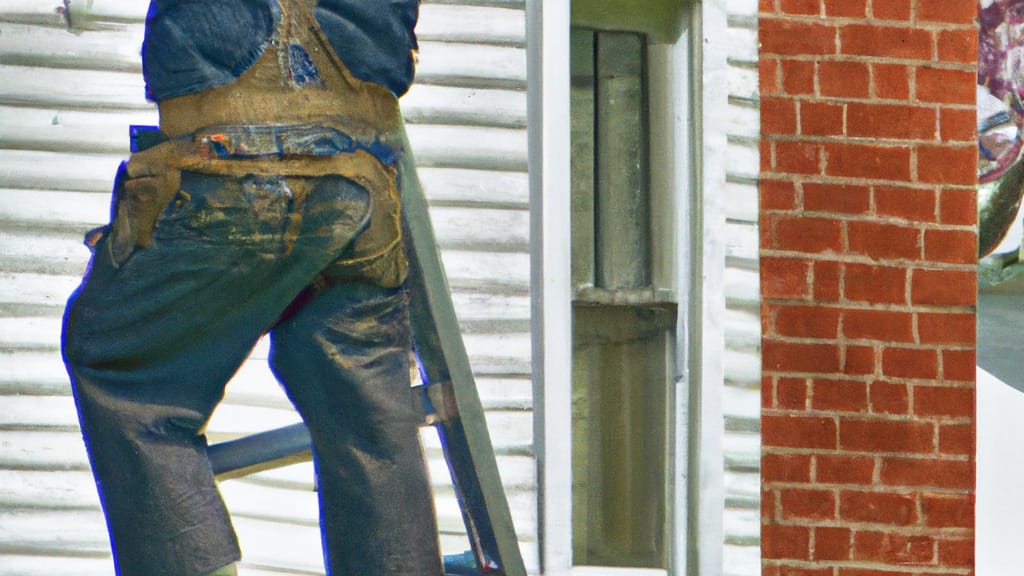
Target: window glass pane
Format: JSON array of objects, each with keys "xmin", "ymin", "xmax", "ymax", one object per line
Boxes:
[
  {"xmin": 571, "ymin": 29, "xmax": 596, "ymax": 289},
  {"xmin": 572, "ymin": 304, "xmax": 673, "ymax": 568},
  {"xmin": 594, "ymin": 32, "xmax": 650, "ymax": 290}
]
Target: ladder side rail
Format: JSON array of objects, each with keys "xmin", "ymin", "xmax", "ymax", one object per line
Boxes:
[{"xmin": 398, "ymin": 127, "xmax": 527, "ymax": 576}]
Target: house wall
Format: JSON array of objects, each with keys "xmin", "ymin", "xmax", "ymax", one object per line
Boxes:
[
  {"xmin": 0, "ymin": 1, "xmax": 536, "ymax": 574},
  {"xmin": 759, "ymin": 1, "xmax": 977, "ymax": 574},
  {"xmin": 0, "ymin": 0, "xmax": 767, "ymax": 573}
]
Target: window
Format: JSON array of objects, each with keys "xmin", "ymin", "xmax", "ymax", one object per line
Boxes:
[{"xmin": 570, "ymin": 28, "xmax": 675, "ymax": 570}]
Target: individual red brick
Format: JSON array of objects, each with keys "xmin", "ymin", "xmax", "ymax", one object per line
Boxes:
[
  {"xmin": 761, "ymin": 304, "xmax": 773, "ymax": 334},
  {"xmin": 840, "ymin": 24, "xmax": 932, "ymax": 60},
  {"xmin": 777, "ymin": 140, "xmax": 822, "ymax": 174},
  {"xmin": 870, "ymin": 380, "xmax": 909, "ymax": 414},
  {"xmin": 843, "ymin": 309, "xmax": 914, "ymax": 342},
  {"xmin": 781, "ymin": 59, "xmax": 816, "ymax": 95},
  {"xmin": 770, "ymin": 214, "xmax": 844, "ymax": 253},
  {"xmin": 816, "ymin": 453, "xmax": 875, "ymax": 484},
  {"xmin": 763, "ymin": 524, "xmax": 811, "ymax": 559},
  {"xmin": 763, "ymin": 414, "xmax": 838, "ymax": 449},
  {"xmin": 911, "ymin": 269, "xmax": 976, "ymax": 306},
  {"xmin": 764, "ymin": 340, "xmax": 842, "ymax": 374},
  {"xmin": 874, "ymin": 185, "xmax": 937, "ymax": 222},
  {"xmin": 814, "ymin": 260, "xmax": 842, "ymax": 302},
  {"xmin": 939, "ymin": 107, "xmax": 977, "ymax": 142},
  {"xmin": 819, "ymin": 61, "xmax": 870, "ymax": 98},
  {"xmin": 758, "ymin": 211, "xmax": 777, "ymax": 256},
  {"xmin": 839, "ymin": 490, "xmax": 918, "ymax": 525},
  {"xmin": 848, "ymin": 221, "xmax": 921, "ymax": 261},
  {"xmin": 879, "ymin": 457, "xmax": 973, "ymax": 489},
  {"xmin": 774, "ymin": 305, "xmax": 841, "ymax": 338},
  {"xmin": 824, "ymin": 0, "xmax": 864, "ymax": 17},
  {"xmin": 814, "ymin": 526, "xmax": 852, "ymax": 561},
  {"xmin": 763, "ymin": 374, "xmax": 775, "ymax": 408},
  {"xmin": 762, "ymin": 257, "xmax": 811, "ymax": 299},
  {"xmin": 762, "ymin": 139, "xmax": 774, "ymax": 172},
  {"xmin": 921, "ymin": 493, "xmax": 974, "ymax": 528},
  {"xmin": 839, "ymin": 417, "xmax": 934, "ymax": 452},
  {"xmin": 918, "ymin": 0, "xmax": 978, "ymax": 24},
  {"xmin": 937, "ymin": 29, "xmax": 978, "ymax": 65},
  {"xmin": 761, "ymin": 178, "xmax": 798, "ymax": 211},
  {"xmin": 844, "ymin": 263, "xmax": 907, "ymax": 305},
  {"xmin": 780, "ymin": 488, "xmax": 836, "ymax": 520},
  {"xmin": 762, "ymin": 487, "xmax": 776, "ymax": 521},
  {"xmin": 824, "ymin": 142, "xmax": 911, "ymax": 180},
  {"xmin": 881, "ymin": 346, "xmax": 939, "ymax": 379},
  {"xmin": 939, "ymin": 187, "xmax": 976, "ymax": 225},
  {"xmin": 923, "ymin": 229, "xmax": 977, "ymax": 264},
  {"xmin": 939, "ymin": 423, "xmax": 974, "ymax": 455},
  {"xmin": 843, "ymin": 344, "xmax": 876, "ymax": 375},
  {"xmin": 914, "ymin": 385, "xmax": 974, "ymax": 418},
  {"xmin": 873, "ymin": 63, "xmax": 911, "ymax": 100},
  {"xmin": 937, "ymin": 538, "xmax": 974, "ymax": 567},
  {"xmin": 872, "ymin": 0, "xmax": 910, "ymax": 20},
  {"xmin": 760, "ymin": 0, "xmax": 774, "ymax": 13},
  {"xmin": 846, "ymin": 102, "xmax": 936, "ymax": 140},
  {"xmin": 761, "ymin": 19, "xmax": 838, "ymax": 56},
  {"xmin": 801, "ymin": 100, "xmax": 845, "ymax": 136},
  {"xmin": 780, "ymin": 0, "xmax": 819, "ymax": 15},
  {"xmin": 778, "ymin": 377, "xmax": 810, "ymax": 409},
  {"xmin": 761, "ymin": 58, "xmax": 781, "ymax": 95},
  {"xmin": 812, "ymin": 379, "xmax": 868, "ymax": 412},
  {"xmin": 803, "ymin": 182, "xmax": 870, "ymax": 214},
  {"xmin": 942, "ymin": 349, "xmax": 976, "ymax": 382},
  {"xmin": 917, "ymin": 312, "xmax": 975, "ymax": 345},
  {"xmin": 916, "ymin": 67, "xmax": 977, "ymax": 105},
  {"xmin": 853, "ymin": 531, "xmax": 935, "ymax": 564},
  {"xmin": 917, "ymin": 144, "xmax": 977, "ymax": 186},
  {"xmin": 763, "ymin": 453, "xmax": 813, "ymax": 483},
  {"xmin": 763, "ymin": 96, "xmax": 799, "ymax": 135}
]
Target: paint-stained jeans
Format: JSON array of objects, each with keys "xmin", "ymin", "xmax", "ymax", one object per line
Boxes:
[{"xmin": 61, "ymin": 147, "xmax": 443, "ymax": 575}]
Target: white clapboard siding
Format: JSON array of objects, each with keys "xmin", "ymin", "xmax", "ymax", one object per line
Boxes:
[
  {"xmin": 0, "ymin": 1, "xmax": 536, "ymax": 575},
  {"xmin": 723, "ymin": 0, "xmax": 761, "ymax": 574}
]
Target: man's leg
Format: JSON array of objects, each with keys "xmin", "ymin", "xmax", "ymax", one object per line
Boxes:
[
  {"xmin": 269, "ymin": 282, "xmax": 444, "ymax": 576},
  {"xmin": 64, "ymin": 241, "xmax": 264, "ymax": 576},
  {"xmin": 62, "ymin": 171, "xmax": 362, "ymax": 576}
]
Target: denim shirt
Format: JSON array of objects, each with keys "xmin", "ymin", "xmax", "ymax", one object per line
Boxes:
[{"xmin": 142, "ymin": 0, "xmax": 419, "ymax": 101}]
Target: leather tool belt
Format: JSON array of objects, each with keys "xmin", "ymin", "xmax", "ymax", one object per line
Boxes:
[{"xmin": 95, "ymin": 0, "xmax": 410, "ymax": 287}]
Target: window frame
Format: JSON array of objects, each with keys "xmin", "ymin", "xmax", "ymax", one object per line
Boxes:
[{"xmin": 526, "ymin": 1, "xmax": 728, "ymax": 575}]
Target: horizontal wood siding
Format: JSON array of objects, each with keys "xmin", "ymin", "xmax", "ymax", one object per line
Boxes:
[
  {"xmin": 723, "ymin": 0, "xmax": 761, "ymax": 574},
  {"xmin": 0, "ymin": 1, "xmax": 535, "ymax": 574}
]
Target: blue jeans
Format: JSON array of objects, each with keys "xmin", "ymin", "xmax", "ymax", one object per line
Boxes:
[{"xmin": 62, "ymin": 161, "xmax": 442, "ymax": 575}]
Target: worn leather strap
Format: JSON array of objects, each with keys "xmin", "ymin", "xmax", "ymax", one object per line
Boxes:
[{"xmin": 156, "ymin": 0, "xmax": 404, "ymax": 145}]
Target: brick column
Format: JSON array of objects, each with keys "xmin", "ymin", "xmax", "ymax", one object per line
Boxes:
[{"xmin": 759, "ymin": 1, "xmax": 977, "ymax": 574}]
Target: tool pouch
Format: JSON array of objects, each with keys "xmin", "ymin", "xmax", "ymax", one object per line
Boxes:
[
  {"xmin": 96, "ymin": 136, "xmax": 185, "ymax": 267},
  {"xmin": 98, "ymin": 124, "xmax": 408, "ymax": 288}
]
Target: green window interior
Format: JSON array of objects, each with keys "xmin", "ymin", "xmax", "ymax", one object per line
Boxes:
[{"xmin": 570, "ymin": 27, "xmax": 675, "ymax": 569}]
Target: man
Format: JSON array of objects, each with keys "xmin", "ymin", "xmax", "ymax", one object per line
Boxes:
[{"xmin": 61, "ymin": 1, "xmax": 443, "ymax": 574}]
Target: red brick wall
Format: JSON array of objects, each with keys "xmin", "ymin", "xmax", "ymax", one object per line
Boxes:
[{"xmin": 759, "ymin": 1, "xmax": 977, "ymax": 574}]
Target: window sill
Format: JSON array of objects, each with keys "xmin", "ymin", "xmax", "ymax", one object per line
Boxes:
[
  {"xmin": 571, "ymin": 567, "xmax": 668, "ymax": 576},
  {"xmin": 573, "ymin": 286, "xmax": 676, "ymax": 306}
]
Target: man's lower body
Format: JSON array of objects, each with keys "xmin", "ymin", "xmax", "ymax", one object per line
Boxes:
[{"xmin": 62, "ymin": 165, "xmax": 443, "ymax": 575}]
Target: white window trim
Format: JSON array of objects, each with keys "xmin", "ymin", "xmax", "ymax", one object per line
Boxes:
[
  {"xmin": 527, "ymin": 0, "xmax": 574, "ymax": 573},
  {"xmin": 527, "ymin": 1, "xmax": 727, "ymax": 575}
]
